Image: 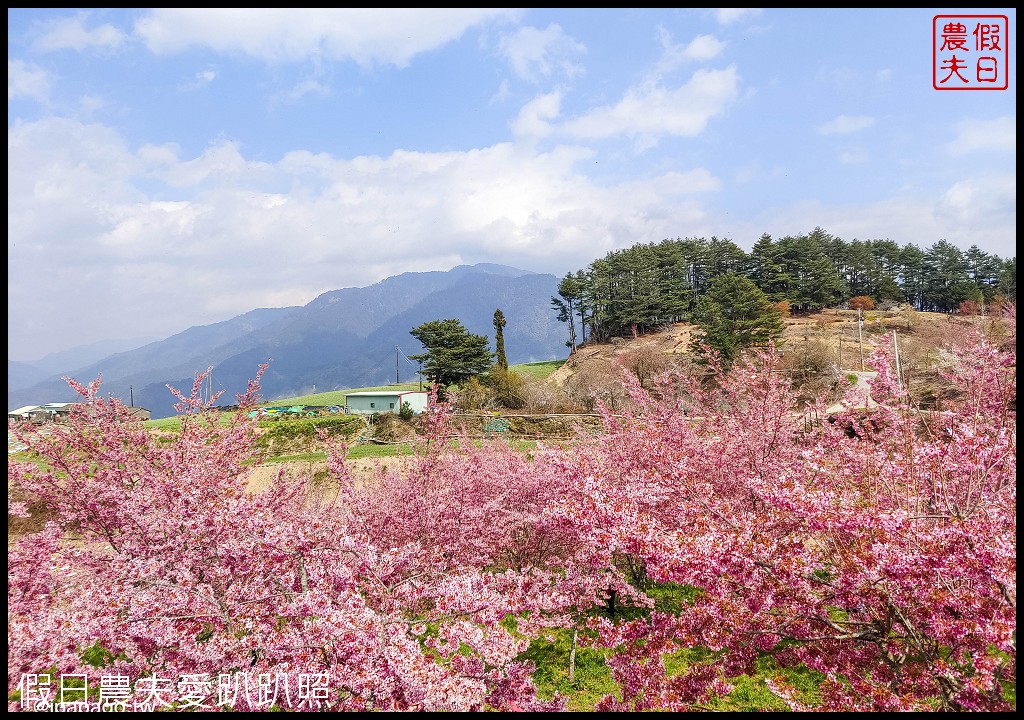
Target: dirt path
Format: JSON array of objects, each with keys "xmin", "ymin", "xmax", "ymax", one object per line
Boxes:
[
  {"xmin": 243, "ymin": 456, "xmax": 412, "ymax": 493},
  {"xmin": 825, "ymin": 371, "xmax": 878, "ymax": 415}
]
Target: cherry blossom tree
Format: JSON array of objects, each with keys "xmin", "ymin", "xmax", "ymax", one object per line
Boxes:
[
  {"xmin": 8, "ymin": 368, "xmax": 565, "ymax": 711},
  {"xmin": 563, "ymin": 317, "xmax": 1015, "ymax": 711},
  {"xmin": 9, "ymin": 308, "xmax": 1015, "ymax": 712}
]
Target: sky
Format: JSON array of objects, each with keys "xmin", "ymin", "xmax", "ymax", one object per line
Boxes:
[{"xmin": 8, "ymin": 8, "xmax": 1017, "ymax": 362}]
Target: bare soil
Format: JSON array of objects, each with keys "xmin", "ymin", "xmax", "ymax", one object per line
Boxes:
[
  {"xmin": 547, "ymin": 308, "xmax": 987, "ymax": 386},
  {"xmin": 243, "ymin": 456, "xmax": 412, "ymax": 493},
  {"xmin": 542, "ymin": 307, "xmax": 1013, "ymax": 415}
]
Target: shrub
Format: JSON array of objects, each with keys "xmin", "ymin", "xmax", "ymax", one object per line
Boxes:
[
  {"xmin": 398, "ymin": 401, "xmax": 414, "ymax": 421},
  {"xmin": 451, "ymin": 376, "xmax": 488, "ymax": 410},
  {"xmin": 256, "ymin": 414, "xmax": 364, "ymax": 452},
  {"xmin": 485, "ymin": 367, "xmax": 528, "ymax": 410},
  {"xmin": 777, "ymin": 338, "xmax": 843, "ymax": 405},
  {"xmin": 959, "ymin": 298, "xmax": 982, "ymax": 316},
  {"xmin": 619, "ymin": 347, "xmax": 667, "ymax": 388}
]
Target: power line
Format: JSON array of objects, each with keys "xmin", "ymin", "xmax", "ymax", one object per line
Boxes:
[
  {"xmin": 396, "ymin": 345, "xmax": 421, "ymax": 367},
  {"xmin": 376, "ymin": 346, "xmax": 425, "ymax": 385},
  {"xmin": 397, "ymin": 345, "xmax": 425, "ymax": 391}
]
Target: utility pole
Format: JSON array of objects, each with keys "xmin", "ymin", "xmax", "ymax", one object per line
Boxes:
[
  {"xmin": 130, "ymin": 386, "xmax": 134, "ymax": 407},
  {"xmin": 396, "ymin": 346, "xmax": 400, "ymax": 384},
  {"xmin": 893, "ymin": 330, "xmax": 903, "ymax": 393},
  {"xmin": 857, "ymin": 309, "xmax": 864, "ymax": 371}
]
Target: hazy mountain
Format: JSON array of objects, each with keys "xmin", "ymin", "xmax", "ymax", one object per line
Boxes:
[
  {"xmin": 8, "ymin": 336, "xmax": 159, "ymax": 392},
  {"xmin": 8, "ymin": 360, "xmax": 51, "ymax": 393},
  {"xmin": 7, "ymin": 306, "xmax": 301, "ymax": 415},
  {"xmin": 27, "ymin": 336, "xmax": 161, "ymax": 375},
  {"xmin": 9, "ymin": 264, "xmax": 566, "ymax": 419}
]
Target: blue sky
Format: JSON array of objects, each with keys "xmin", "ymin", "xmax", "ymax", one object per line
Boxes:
[{"xmin": 8, "ymin": 8, "xmax": 1017, "ymax": 361}]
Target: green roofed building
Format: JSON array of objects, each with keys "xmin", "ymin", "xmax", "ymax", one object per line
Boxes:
[{"xmin": 344, "ymin": 391, "xmax": 429, "ymax": 416}]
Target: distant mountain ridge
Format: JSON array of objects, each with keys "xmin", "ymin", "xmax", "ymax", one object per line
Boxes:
[
  {"xmin": 8, "ymin": 264, "xmax": 566, "ymax": 419},
  {"xmin": 8, "ymin": 336, "xmax": 159, "ymax": 392}
]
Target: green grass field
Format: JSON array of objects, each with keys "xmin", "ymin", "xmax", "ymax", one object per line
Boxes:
[
  {"xmin": 267, "ymin": 382, "xmax": 423, "ymax": 407},
  {"xmin": 144, "ymin": 364, "xmax": 565, "ymax": 431},
  {"xmin": 510, "ymin": 359, "xmax": 565, "ymax": 379},
  {"xmin": 143, "ymin": 383, "xmax": 423, "ymax": 430},
  {"xmin": 268, "ymin": 363, "xmax": 566, "ymax": 406}
]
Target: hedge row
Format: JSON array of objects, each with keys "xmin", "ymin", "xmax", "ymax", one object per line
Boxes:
[{"xmin": 256, "ymin": 415, "xmax": 365, "ymax": 447}]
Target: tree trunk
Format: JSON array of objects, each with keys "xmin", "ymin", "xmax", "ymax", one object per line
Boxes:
[{"xmin": 568, "ymin": 626, "xmax": 578, "ymax": 682}]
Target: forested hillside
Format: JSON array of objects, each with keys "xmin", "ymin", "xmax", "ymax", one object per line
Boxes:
[{"xmin": 551, "ymin": 228, "xmax": 1015, "ymax": 344}]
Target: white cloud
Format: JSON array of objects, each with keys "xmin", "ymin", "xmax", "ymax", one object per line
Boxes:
[
  {"xmin": 630, "ymin": 168, "xmax": 721, "ymax": 195},
  {"xmin": 684, "ymin": 34, "xmax": 727, "ymax": 60},
  {"xmin": 138, "ymin": 143, "xmax": 181, "ymax": 167},
  {"xmin": 715, "ymin": 8, "xmax": 762, "ymax": 25},
  {"xmin": 816, "ymin": 115, "xmax": 875, "ymax": 135},
  {"xmin": 32, "ymin": 11, "xmax": 127, "ymax": 52},
  {"xmin": 935, "ymin": 174, "xmax": 1016, "ymax": 234},
  {"xmin": 650, "ymin": 28, "xmax": 725, "ymax": 78},
  {"xmin": 490, "ymin": 78, "xmax": 513, "ymax": 105},
  {"xmin": 134, "ymin": 8, "xmax": 519, "ymax": 66},
  {"xmin": 946, "ymin": 116, "xmax": 1016, "ymax": 156},
  {"xmin": 758, "ymin": 179, "xmax": 1015, "ymax": 259},
  {"xmin": 281, "ymin": 78, "xmax": 332, "ymax": 104},
  {"xmin": 511, "ymin": 91, "xmax": 563, "ymax": 142},
  {"xmin": 8, "ymin": 60, "xmax": 51, "ymax": 103},
  {"xmin": 561, "ymin": 66, "xmax": 739, "ymax": 144},
  {"xmin": 498, "ymin": 24, "xmax": 586, "ymax": 83},
  {"xmin": 78, "ymin": 95, "xmax": 106, "ymax": 115},
  {"xmin": 8, "ymin": 116, "xmax": 732, "ymax": 355},
  {"xmin": 177, "ymin": 67, "xmax": 218, "ymax": 92},
  {"xmin": 155, "ymin": 141, "xmax": 275, "ymax": 189}
]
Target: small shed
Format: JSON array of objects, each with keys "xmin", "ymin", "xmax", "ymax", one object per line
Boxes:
[
  {"xmin": 42, "ymin": 402, "xmax": 75, "ymax": 421},
  {"xmin": 344, "ymin": 391, "xmax": 429, "ymax": 416},
  {"xmin": 8, "ymin": 405, "xmax": 47, "ymax": 423},
  {"xmin": 125, "ymin": 407, "xmax": 152, "ymax": 421}
]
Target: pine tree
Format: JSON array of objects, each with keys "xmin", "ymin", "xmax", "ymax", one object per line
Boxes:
[
  {"xmin": 691, "ymin": 272, "xmax": 784, "ymax": 367},
  {"xmin": 410, "ymin": 319, "xmax": 494, "ymax": 388},
  {"xmin": 552, "ymin": 273, "xmax": 582, "ymax": 352},
  {"xmin": 493, "ymin": 308, "xmax": 508, "ymax": 370}
]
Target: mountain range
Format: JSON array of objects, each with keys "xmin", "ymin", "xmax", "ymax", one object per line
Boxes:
[{"xmin": 8, "ymin": 264, "xmax": 567, "ymax": 419}]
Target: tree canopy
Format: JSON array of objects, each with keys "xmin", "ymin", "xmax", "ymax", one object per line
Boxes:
[
  {"xmin": 691, "ymin": 272, "xmax": 785, "ymax": 366},
  {"xmin": 409, "ymin": 318, "xmax": 494, "ymax": 389},
  {"xmin": 493, "ymin": 309, "xmax": 508, "ymax": 371},
  {"xmin": 551, "ymin": 231, "xmax": 1014, "ymax": 346}
]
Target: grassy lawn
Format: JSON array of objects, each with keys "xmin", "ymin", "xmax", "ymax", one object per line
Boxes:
[
  {"xmin": 143, "ymin": 413, "xmax": 237, "ymax": 430},
  {"xmin": 268, "ymin": 383, "xmax": 423, "ymax": 407},
  {"xmin": 262, "ymin": 443, "xmax": 417, "ymax": 464},
  {"xmin": 143, "ymin": 383, "xmax": 424, "ymax": 429},
  {"xmin": 143, "ymin": 369, "xmax": 565, "ymax": 429},
  {"xmin": 520, "ymin": 581, "xmax": 826, "ymax": 711},
  {"xmin": 263, "ymin": 438, "xmax": 540, "ymax": 463},
  {"xmin": 510, "ymin": 360, "xmax": 565, "ymax": 380}
]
